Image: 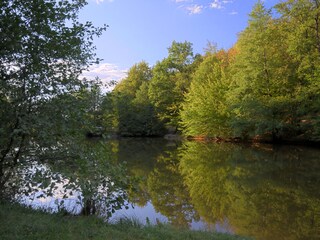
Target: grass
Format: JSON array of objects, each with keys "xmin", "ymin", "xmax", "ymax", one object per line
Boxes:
[{"xmin": 0, "ymin": 202, "xmax": 251, "ymax": 240}]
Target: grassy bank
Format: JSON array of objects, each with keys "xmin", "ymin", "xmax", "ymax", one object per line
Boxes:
[{"xmin": 0, "ymin": 202, "xmax": 251, "ymax": 240}]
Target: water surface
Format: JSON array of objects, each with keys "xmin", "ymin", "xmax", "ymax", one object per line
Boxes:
[
  {"xmin": 14, "ymin": 138, "xmax": 320, "ymax": 239},
  {"xmin": 113, "ymin": 138, "xmax": 320, "ymax": 239}
]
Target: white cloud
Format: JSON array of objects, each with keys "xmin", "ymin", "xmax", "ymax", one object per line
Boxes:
[
  {"xmin": 81, "ymin": 63, "xmax": 127, "ymax": 90},
  {"xmin": 94, "ymin": 0, "xmax": 114, "ymax": 4},
  {"xmin": 174, "ymin": 0, "xmax": 235, "ymax": 14},
  {"xmin": 229, "ymin": 10, "xmax": 238, "ymax": 15},
  {"xmin": 210, "ymin": 0, "xmax": 223, "ymax": 9},
  {"xmin": 186, "ymin": 4, "xmax": 203, "ymax": 15},
  {"xmin": 210, "ymin": 0, "xmax": 233, "ymax": 9}
]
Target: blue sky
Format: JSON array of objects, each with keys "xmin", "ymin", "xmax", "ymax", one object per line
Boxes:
[{"xmin": 81, "ymin": 0, "xmax": 280, "ymax": 84}]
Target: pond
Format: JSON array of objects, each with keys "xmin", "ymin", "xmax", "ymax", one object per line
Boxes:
[{"xmin": 12, "ymin": 138, "xmax": 320, "ymax": 240}]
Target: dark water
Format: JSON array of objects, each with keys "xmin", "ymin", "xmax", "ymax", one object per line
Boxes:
[{"xmin": 13, "ymin": 138, "xmax": 320, "ymax": 240}]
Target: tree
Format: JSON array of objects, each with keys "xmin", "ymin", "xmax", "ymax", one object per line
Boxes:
[
  {"xmin": 148, "ymin": 59, "xmax": 178, "ymax": 125},
  {"xmin": 111, "ymin": 61, "xmax": 164, "ymax": 136},
  {"xmin": 181, "ymin": 49, "xmax": 233, "ymax": 138},
  {"xmin": 275, "ymin": 0, "xmax": 320, "ymax": 141},
  {"xmin": 229, "ymin": 1, "xmax": 302, "ymax": 141},
  {"xmin": 113, "ymin": 61, "xmax": 152, "ymax": 98},
  {"xmin": 276, "ymin": 0, "xmax": 320, "ymax": 81},
  {"xmin": 167, "ymin": 40, "xmax": 194, "ymax": 71},
  {"xmin": 0, "ymin": 0, "xmax": 106, "ymax": 194},
  {"xmin": 148, "ymin": 41, "xmax": 197, "ymax": 129},
  {"xmin": 132, "ymin": 81, "xmax": 165, "ymax": 136}
]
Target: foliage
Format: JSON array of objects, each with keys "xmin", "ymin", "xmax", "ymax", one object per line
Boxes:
[
  {"xmin": 0, "ymin": 0, "xmax": 134, "ymax": 219},
  {"xmin": 148, "ymin": 41, "xmax": 200, "ymax": 129},
  {"xmin": 111, "ymin": 62, "xmax": 164, "ymax": 136},
  {"xmin": 274, "ymin": 0, "xmax": 320, "ymax": 141},
  {"xmin": 181, "ymin": 49, "xmax": 233, "ymax": 137},
  {"xmin": 107, "ymin": 0, "xmax": 320, "ymax": 142},
  {"xmin": 228, "ymin": 1, "xmax": 298, "ymax": 140},
  {"xmin": 0, "ymin": 0, "xmax": 106, "ymax": 191},
  {"xmin": 225, "ymin": 0, "xmax": 320, "ymax": 141}
]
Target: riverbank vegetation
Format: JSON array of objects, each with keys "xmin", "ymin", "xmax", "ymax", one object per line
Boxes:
[
  {"xmin": 0, "ymin": 202, "xmax": 250, "ymax": 240},
  {"xmin": 102, "ymin": 0, "xmax": 320, "ymax": 144}
]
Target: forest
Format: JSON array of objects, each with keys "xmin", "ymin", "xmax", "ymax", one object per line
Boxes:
[{"xmin": 98, "ymin": 0, "xmax": 320, "ymax": 143}]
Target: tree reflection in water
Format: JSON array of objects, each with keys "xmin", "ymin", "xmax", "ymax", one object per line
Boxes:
[
  {"xmin": 116, "ymin": 138, "xmax": 198, "ymax": 228},
  {"xmin": 179, "ymin": 141, "xmax": 320, "ymax": 240},
  {"xmin": 3, "ymin": 138, "xmax": 131, "ymax": 218},
  {"xmin": 118, "ymin": 139, "xmax": 320, "ymax": 239}
]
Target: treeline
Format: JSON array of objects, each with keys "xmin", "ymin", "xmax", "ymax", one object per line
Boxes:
[{"xmin": 100, "ymin": 0, "xmax": 320, "ymax": 143}]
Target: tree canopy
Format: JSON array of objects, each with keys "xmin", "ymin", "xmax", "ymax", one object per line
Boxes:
[
  {"xmin": 105, "ymin": 0, "xmax": 320, "ymax": 143},
  {"xmin": 0, "ymin": 0, "xmax": 107, "ymax": 168}
]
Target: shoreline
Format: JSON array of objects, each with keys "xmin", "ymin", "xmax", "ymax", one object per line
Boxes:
[{"xmin": 0, "ymin": 201, "xmax": 251, "ymax": 240}]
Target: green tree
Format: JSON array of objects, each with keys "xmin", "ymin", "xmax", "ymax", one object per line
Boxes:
[
  {"xmin": 112, "ymin": 61, "xmax": 164, "ymax": 136},
  {"xmin": 276, "ymin": 0, "xmax": 320, "ymax": 81},
  {"xmin": 0, "ymin": 0, "xmax": 106, "ymax": 194},
  {"xmin": 148, "ymin": 41, "xmax": 197, "ymax": 129},
  {"xmin": 181, "ymin": 49, "xmax": 233, "ymax": 138},
  {"xmin": 132, "ymin": 81, "xmax": 165, "ymax": 135},
  {"xmin": 148, "ymin": 59, "xmax": 178, "ymax": 125},
  {"xmin": 63, "ymin": 78, "xmax": 107, "ymax": 137},
  {"xmin": 100, "ymin": 92, "xmax": 118, "ymax": 133},
  {"xmin": 113, "ymin": 61, "xmax": 152, "ymax": 98},
  {"xmin": 275, "ymin": 0, "xmax": 320, "ymax": 141},
  {"xmin": 229, "ymin": 1, "xmax": 302, "ymax": 141}
]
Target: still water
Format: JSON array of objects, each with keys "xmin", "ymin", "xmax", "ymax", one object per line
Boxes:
[{"xmin": 16, "ymin": 138, "xmax": 320, "ymax": 240}]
